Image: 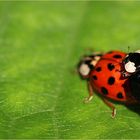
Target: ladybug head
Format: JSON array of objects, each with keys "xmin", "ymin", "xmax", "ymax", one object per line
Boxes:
[
  {"xmin": 122, "ymin": 50, "xmax": 140, "ymax": 77},
  {"xmin": 77, "ymin": 53, "xmax": 102, "ymax": 79}
]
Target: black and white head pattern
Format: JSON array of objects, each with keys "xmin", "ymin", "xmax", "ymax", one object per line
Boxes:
[
  {"xmin": 124, "ymin": 50, "xmax": 140, "ymax": 73},
  {"xmin": 78, "ymin": 54, "xmax": 102, "ymax": 77}
]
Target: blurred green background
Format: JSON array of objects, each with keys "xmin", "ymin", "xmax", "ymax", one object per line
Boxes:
[{"xmin": 1, "ymin": 1, "xmax": 140, "ymax": 139}]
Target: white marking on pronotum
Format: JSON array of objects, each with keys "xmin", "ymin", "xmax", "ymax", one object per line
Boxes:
[
  {"xmin": 79, "ymin": 64, "xmax": 90, "ymax": 76},
  {"xmin": 91, "ymin": 60, "xmax": 97, "ymax": 66},
  {"xmin": 94, "ymin": 56, "xmax": 101, "ymax": 61},
  {"xmin": 90, "ymin": 56, "xmax": 101, "ymax": 66},
  {"xmin": 125, "ymin": 61, "xmax": 136, "ymax": 73}
]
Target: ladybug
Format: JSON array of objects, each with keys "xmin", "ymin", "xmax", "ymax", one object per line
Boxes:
[{"xmin": 77, "ymin": 50, "xmax": 140, "ymax": 118}]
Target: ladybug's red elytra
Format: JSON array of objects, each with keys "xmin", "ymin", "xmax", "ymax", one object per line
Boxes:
[{"xmin": 77, "ymin": 50, "xmax": 140, "ymax": 118}]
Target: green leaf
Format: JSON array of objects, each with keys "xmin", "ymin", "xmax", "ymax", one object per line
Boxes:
[{"xmin": 0, "ymin": 1, "xmax": 140, "ymax": 139}]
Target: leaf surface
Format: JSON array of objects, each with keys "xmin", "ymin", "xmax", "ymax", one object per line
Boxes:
[{"xmin": 0, "ymin": 1, "xmax": 140, "ymax": 139}]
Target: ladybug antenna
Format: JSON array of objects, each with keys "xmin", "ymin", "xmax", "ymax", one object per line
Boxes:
[{"xmin": 128, "ymin": 46, "xmax": 130, "ymax": 53}]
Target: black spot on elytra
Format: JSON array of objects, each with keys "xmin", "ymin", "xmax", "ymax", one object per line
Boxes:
[
  {"xmin": 117, "ymin": 92, "xmax": 123, "ymax": 99},
  {"xmin": 113, "ymin": 54, "xmax": 122, "ymax": 59},
  {"xmin": 101, "ymin": 87, "xmax": 108, "ymax": 95},
  {"xmin": 107, "ymin": 63, "xmax": 115, "ymax": 71},
  {"xmin": 93, "ymin": 75, "xmax": 97, "ymax": 80},
  {"xmin": 96, "ymin": 67, "xmax": 102, "ymax": 72},
  {"xmin": 108, "ymin": 77, "xmax": 115, "ymax": 85}
]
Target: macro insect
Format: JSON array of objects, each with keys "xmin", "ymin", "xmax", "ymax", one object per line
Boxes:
[{"xmin": 77, "ymin": 50, "xmax": 140, "ymax": 118}]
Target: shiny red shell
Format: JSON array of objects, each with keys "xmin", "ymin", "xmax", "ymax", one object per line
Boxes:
[{"xmin": 89, "ymin": 51, "xmax": 136, "ymax": 103}]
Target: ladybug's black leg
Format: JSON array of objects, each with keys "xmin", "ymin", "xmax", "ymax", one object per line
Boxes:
[
  {"xmin": 84, "ymin": 81, "xmax": 94, "ymax": 103},
  {"xmin": 102, "ymin": 98, "xmax": 116, "ymax": 118}
]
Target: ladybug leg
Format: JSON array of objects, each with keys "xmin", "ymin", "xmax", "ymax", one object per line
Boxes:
[
  {"xmin": 102, "ymin": 98, "xmax": 116, "ymax": 118},
  {"xmin": 84, "ymin": 81, "xmax": 94, "ymax": 103}
]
